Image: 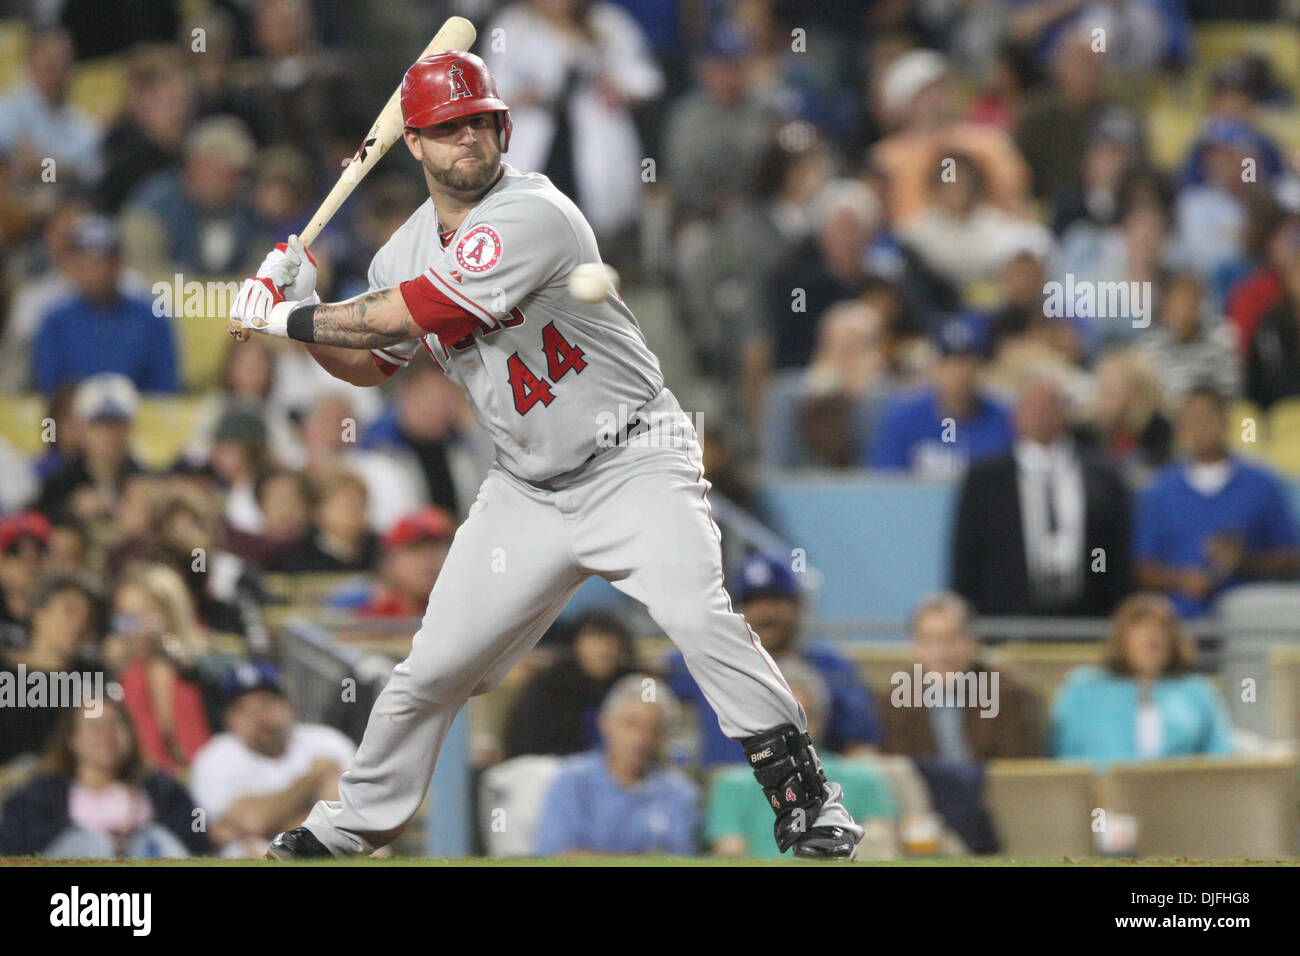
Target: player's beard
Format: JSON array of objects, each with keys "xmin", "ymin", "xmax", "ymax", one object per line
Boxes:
[{"xmin": 428, "ymin": 147, "xmax": 500, "ymax": 194}]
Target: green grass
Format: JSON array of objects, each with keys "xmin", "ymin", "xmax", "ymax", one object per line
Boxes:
[{"xmin": 4, "ymin": 855, "xmax": 1296, "ymax": 867}]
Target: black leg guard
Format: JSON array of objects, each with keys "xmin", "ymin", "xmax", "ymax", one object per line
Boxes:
[{"xmin": 741, "ymin": 724, "xmax": 829, "ymax": 853}]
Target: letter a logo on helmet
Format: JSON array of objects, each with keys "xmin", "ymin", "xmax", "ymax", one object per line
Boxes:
[
  {"xmin": 447, "ymin": 63, "xmax": 472, "ymax": 101},
  {"xmin": 401, "ymin": 51, "xmax": 513, "ymax": 151}
]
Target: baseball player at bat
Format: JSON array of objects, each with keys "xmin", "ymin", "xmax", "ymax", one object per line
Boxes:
[{"xmin": 232, "ymin": 51, "xmax": 862, "ymax": 860}]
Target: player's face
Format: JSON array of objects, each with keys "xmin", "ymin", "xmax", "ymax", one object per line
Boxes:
[{"xmin": 406, "ymin": 113, "xmax": 501, "ymax": 195}]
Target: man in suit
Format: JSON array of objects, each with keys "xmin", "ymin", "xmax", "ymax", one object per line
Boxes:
[{"xmin": 951, "ymin": 376, "xmax": 1131, "ymax": 617}]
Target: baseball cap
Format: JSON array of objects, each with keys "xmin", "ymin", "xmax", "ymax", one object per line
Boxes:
[
  {"xmin": 0, "ymin": 510, "xmax": 53, "ymax": 555},
  {"xmin": 1201, "ymin": 116, "xmax": 1256, "ymax": 153},
  {"xmin": 702, "ymin": 22, "xmax": 753, "ymax": 60},
  {"xmin": 736, "ymin": 552, "xmax": 800, "ymax": 604},
  {"xmin": 383, "ymin": 506, "xmax": 455, "ymax": 550},
  {"xmin": 68, "ymin": 214, "xmax": 121, "ymax": 257},
  {"xmin": 932, "ymin": 312, "xmax": 991, "ymax": 358},
  {"xmin": 880, "ymin": 48, "xmax": 949, "ymax": 119},
  {"xmin": 73, "ymin": 373, "xmax": 139, "ymax": 423},
  {"xmin": 996, "ymin": 222, "xmax": 1056, "ymax": 268},
  {"xmin": 221, "ymin": 659, "xmax": 284, "ymax": 704},
  {"xmin": 185, "ymin": 116, "xmax": 256, "ymax": 170}
]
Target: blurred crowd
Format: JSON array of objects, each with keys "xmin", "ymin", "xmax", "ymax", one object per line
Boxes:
[{"xmin": 0, "ymin": 0, "xmax": 1298, "ymax": 858}]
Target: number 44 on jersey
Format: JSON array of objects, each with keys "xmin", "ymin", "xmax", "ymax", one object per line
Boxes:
[{"xmin": 506, "ymin": 321, "xmax": 587, "ymax": 415}]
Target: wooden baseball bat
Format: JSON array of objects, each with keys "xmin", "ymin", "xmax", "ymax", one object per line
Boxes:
[{"xmin": 228, "ymin": 16, "xmax": 478, "ymax": 341}]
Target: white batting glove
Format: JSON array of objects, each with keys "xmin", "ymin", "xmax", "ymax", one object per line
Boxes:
[
  {"xmin": 255, "ymin": 234, "xmax": 319, "ymax": 301},
  {"xmin": 230, "ymin": 277, "xmax": 318, "ymax": 337}
]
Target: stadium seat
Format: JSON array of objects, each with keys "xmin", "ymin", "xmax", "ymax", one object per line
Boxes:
[
  {"xmin": 1097, "ymin": 754, "xmax": 1299, "ymax": 858},
  {"xmin": 1266, "ymin": 397, "xmax": 1300, "ymax": 476},
  {"xmin": 0, "ymin": 20, "xmax": 28, "ymax": 93},
  {"xmin": 478, "ymin": 755, "xmax": 562, "ymax": 857},
  {"xmin": 1268, "ymin": 644, "xmax": 1300, "ymax": 743},
  {"xmin": 851, "ymin": 643, "xmax": 919, "ymax": 696},
  {"xmin": 986, "ymin": 642, "xmax": 1107, "ymax": 705},
  {"xmin": 983, "ymin": 759, "xmax": 1096, "ymax": 857},
  {"xmin": 1227, "ymin": 397, "xmax": 1266, "ymax": 461},
  {"xmin": 0, "ymin": 22, "xmax": 129, "ymax": 118},
  {"xmin": 262, "ymin": 571, "xmax": 373, "ymax": 610},
  {"xmin": 1144, "ymin": 100, "xmax": 1203, "ymax": 171},
  {"xmin": 466, "ymin": 659, "xmax": 549, "ymax": 765},
  {"xmin": 0, "ymin": 394, "xmax": 206, "ymax": 470},
  {"xmin": 0, "ymin": 394, "xmax": 47, "ymax": 457},
  {"xmin": 68, "ymin": 56, "xmax": 126, "ymax": 122},
  {"xmin": 1214, "ymin": 583, "xmax": 1300, "ymax": 737},
  {"xmin": 1195, "ymin": 22, "xmax": 1300, "ymax": 89},
  {"xmin": 132, "ymin": 396, "xmax": 206, "ymax": 469},
  {"xmin": 1253, "ymin": 107, "xmax": 1300, "ymax": 156},
  {"xmin": 173, "ymin": 312, "xmax": 234, "ymax": 391}
]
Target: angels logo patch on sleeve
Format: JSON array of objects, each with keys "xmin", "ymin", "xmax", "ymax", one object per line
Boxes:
[{"xmin": 456, "ymin": 224, "xmax": 503, "ymax": 274}]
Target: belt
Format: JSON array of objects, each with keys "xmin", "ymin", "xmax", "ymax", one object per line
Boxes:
[{"xmin": 523, "ymin": 392, "xmax": 661, "ymax": 491}]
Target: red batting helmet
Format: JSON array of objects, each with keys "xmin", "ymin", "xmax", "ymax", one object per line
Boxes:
[{"xmin": 400, "ymin": 51, "xmax": 512, "ymax": 151}]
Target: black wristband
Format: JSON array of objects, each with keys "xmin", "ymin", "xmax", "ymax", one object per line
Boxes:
[{"xmin": 286, "ymin": 305, "xmax": 318, "ymax": 343}]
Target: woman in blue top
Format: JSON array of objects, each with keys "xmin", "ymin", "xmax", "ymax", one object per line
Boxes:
[{"xmin": 1051, "ymin": 592, "xmax": 1235, "ymax": 766}]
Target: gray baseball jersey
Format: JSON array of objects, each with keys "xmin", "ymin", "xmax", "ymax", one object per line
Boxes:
[
  {"xmin": 365, "ymin": 163, "xmax": 663, "ymax": 482},
  {"xmin": 301, "ymin": 162, "xmax": 863, "ymax": 858}
]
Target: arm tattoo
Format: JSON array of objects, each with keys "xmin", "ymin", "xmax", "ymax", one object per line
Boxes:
[{"xmin": 293, "ymin": 288, "xmax": 413, "ymax": 349}]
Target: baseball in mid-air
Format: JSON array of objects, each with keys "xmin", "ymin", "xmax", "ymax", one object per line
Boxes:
[{"xmin": 568, "ymin": 262, "xmax": 620, "ymax": 303}]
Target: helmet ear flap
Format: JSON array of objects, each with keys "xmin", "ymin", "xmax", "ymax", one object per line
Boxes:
[{"xmin": 496, "ymin": 111, "xmax": 512, "ymax": 152}]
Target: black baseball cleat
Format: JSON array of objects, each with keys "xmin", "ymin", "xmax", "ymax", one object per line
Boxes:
[
  {"xmin": 792, "ymin": 826, "xmax": 860, "ymax": 860},
  {"xmin": 266, "ymin": 827, "xmax": 333, "ymax": 860}
]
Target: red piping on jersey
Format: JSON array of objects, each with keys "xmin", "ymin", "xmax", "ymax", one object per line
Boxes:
[
  {"xmin": 425, "ymin": 267, "xmax": 500, "ymax": 330},
  {"xmin": 680, "ymin": 438, "xmax": 793, "ymax": 696},
  {"xmin": 371, "ymin": 345, "xmax": 409, "ymax": 378},
  {"xmin": 399, "ymin": 274, "xmax": 486, "ymax": 346}
]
